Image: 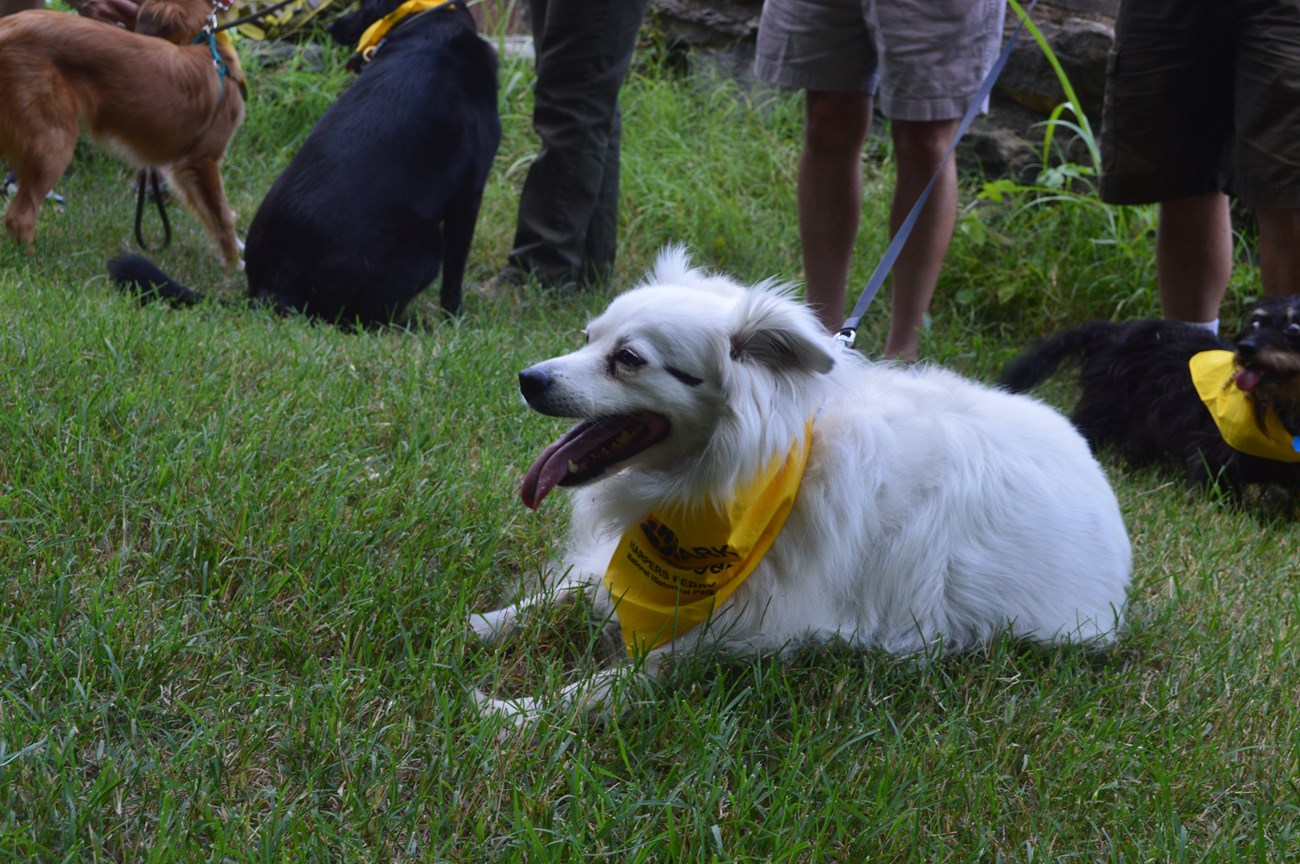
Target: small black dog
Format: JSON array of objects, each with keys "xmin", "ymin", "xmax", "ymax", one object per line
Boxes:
[
  {"xmin": 110, "ymin": 0, "xmax": 500, "ymax": 325},
  {"xmin": 999, "ymin": 296, "xmax": 1300, "ymax": 493}
]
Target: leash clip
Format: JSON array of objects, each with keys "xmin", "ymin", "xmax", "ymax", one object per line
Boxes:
[
  {"xmin": 833, "ymin": 328, "xmax": 856, "ymax": 349},
  {"xmin": 203, "ymin": 0, "xmax": 233, "ymax": 36}
]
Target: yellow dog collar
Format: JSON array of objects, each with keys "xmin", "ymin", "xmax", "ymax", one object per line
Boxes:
[
  {"xmin": 1189, "ymin": 350, "xmax": 1300, "ymax": 462},
  {"xmin": 355, "ymin": 0, "xmax": 455, "ymax": 57},
  {"xmin": 603, "ymin": 424, "xmax": 813, "ymax": 657}
]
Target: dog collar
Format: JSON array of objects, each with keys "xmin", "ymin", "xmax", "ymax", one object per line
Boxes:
[
  {"xmin": 1189, "ymin": 350, "xmax": 1300, "ymax": 462},
  {"xmin": 354, "ymin": 0, "xmax": 455, "ymax": 59},
  {"xmin": 603, "ymin": 423, "xmax": 813, "ymax": 657},
  {"xmin": 193, "ymin": 30, "xmax": 231, "ymax": 84},
  {"xmin": 191, "ymin": 29, "xmax": 245, "ymax": 107}
]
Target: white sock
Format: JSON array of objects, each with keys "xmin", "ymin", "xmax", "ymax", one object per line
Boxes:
[{"xmin": 1182, "ymin": 318, "xmax": 1219, "ymax": 335}]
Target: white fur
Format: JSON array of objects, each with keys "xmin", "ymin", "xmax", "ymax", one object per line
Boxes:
[{"xmin": 473, "ymin": 248, "xmax": 1132, "ymax": 723}]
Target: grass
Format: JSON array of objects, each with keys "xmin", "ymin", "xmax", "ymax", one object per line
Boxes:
[{"xmin": 1, "ymin": 24, "xmax": 1298, "ymax": 863}]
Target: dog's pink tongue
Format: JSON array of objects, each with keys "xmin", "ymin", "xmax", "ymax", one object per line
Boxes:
[
  {"xmin": 520, "ymin": 422, "xmax": 593, "ymax": 510},
  {"xmin": 1235, "ymin": 367, "xmax": 1262, "ymax": 393},
  {"xmin": 520, "ymin": 413, "xmax": 670, "ymax": 510}
]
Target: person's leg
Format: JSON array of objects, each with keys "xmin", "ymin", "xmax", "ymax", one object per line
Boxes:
[
  {"xmin": 1101, "ymin": 1, "xmax": 1231, "ymax": 329},
  {"xmin": 799, "ymin": 90, "xmax": 872, "ymax": 334},
  {"xmin": 883, "ymin": 118, "xmax": 958, "ymax": 360},
  {"xmin": 507, "ymin": 0, "xmax": 648, "ymax": 285},
  {"xmin": 1156, "ymin": 192, "xmax": 1232, "ymax": 324},
  {"xmin": 866, "ymin": 0, "xmax": 1002, "ymax": 358},
  {"xmin": 580, "ymin": 105, "xmax": 621, "ymax": 284},
  {"xmin": 754, "ymin": 0, "xmax": 878, "ymax": 328},
  {"xmin": 1231, "ymin": 4, "xmax": 1300, "ymax": 299},
  {"xmin": 1256, "ymin": 206, "xmax": 1300, "ymax": 297}
]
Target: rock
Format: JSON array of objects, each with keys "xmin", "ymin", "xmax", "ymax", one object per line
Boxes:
[
  {"xmin": 650, "ymin": 0, "xmax": 762, "ymax": 41},
  {"xmin": 997, "ymin": 10, "xmax": 1113, "ymax": 125},
  {"xmin": 959, "ymin": 119, "xmax": 1041, "ymax": 182}
]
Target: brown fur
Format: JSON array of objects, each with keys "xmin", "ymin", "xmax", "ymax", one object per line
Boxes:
[
  {"xmin": 134, "ymin": 0, "xmax": 214, "ymax": 42},
  {"xmin": 0, "ymin": 2, "xmax": 246, "ymax": 266}
]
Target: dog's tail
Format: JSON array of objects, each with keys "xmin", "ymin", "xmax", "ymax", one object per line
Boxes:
[
  {"xmin": 998, "ymin": 321, "xmax": 1123, "ymax": 393},
  {"xmin": 108, "ymin": 254, "xmax": 207, "ymax": 308}
]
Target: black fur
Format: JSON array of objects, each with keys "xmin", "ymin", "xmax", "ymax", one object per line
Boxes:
[
  {"xmin": 111, "ymin": 0, "xmax": 500, "ymax": 326},
  {"xmin": 109, "ymin": 254, "xmax": 205, "ymax": 308},
  {"xmin": 998, "ymin": 297, "xmax": 1300, "ymax": 494}
]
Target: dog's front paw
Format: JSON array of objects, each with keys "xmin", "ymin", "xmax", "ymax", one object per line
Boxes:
[
  {"xmin": 468, "ymin": 607, "xmax": 516, "ymax": 644},
  {"xmin": 471, "ymin": 688, "xmax": 543, "ymax": 728}
]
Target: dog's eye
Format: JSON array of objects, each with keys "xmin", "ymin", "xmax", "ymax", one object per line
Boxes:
[
  {"xmin": 614, "ymin": 348, "xmax": 645, "ymax": 368},
  {"xmin": 1286, "ymin": 323, "xmax": 1300, "ymax": 339}
]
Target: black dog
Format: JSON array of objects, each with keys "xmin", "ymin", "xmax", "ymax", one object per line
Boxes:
[
  {"xmin": 999, "ymin": 297, "xmax": 1300, "ymax": 494},
  {"xmin": 110, "ymin": 0, "xmax": 500, "ymax": 325}
]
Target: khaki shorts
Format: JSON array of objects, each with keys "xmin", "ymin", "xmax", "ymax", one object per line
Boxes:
[
  {"xmin": 1100, "ymin": 0, "xmax": 1300, "ymax": 209},
  {"xmin": 754, "ymin": 0, "xmax": 1006, "ymax": 122}
]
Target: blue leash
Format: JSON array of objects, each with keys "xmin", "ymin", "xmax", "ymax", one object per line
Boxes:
[{"xmin": 835, "ymin": 0, "xmax": 1040, "ymax": 349}]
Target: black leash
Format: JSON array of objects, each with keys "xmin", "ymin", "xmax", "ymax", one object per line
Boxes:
[
  {"xmin": 212, "ymin": 0, "xmax": 300, "ymax": 32},
  {"xmin": 134, "ymin": 168, "xmax": 172, "ymax": 252},
  {"xmin": 835, "ymin": 0, "xmax": 1040, "ymax": 349}
]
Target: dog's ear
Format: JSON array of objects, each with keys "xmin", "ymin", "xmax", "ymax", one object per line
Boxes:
[{"xmin": 730, "ymin": 292, "xmax": 835, "ymax": 375}]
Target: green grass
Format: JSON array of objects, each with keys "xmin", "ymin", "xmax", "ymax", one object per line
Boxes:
[{"xmin": 1, "ymin": 28, "xmax": 1298, "ymax": 863}]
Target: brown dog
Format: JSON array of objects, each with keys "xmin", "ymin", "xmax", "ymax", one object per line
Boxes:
[{"xmin": 0, "ymin": 0, "xmax": 246, "ymax": 266}]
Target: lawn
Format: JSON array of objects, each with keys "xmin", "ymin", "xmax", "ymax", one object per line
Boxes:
[{"xmin": 0, "ymin": 24, "xmax": 1297, "ymax": 863}]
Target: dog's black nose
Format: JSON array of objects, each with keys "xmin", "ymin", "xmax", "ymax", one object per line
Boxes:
[
  {"xmin": 519, "ymin": 367, "xmax": 551, "ymax": 404},
  {"xmin": 1236, "ymin": 337, "xmax": 1259, "ymax": 361}
]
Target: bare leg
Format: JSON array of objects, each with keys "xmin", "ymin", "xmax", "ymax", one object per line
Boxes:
[
  {"xmin": 799, "ymin": 90, "xmax": 872, "ymax": 335},
  {"xmin": 1256, "ymin": 205, "xmax": 1300, "ymax": 297},
  {"xmin": 883, "ymin": 118, "xmax": 959, "ymax": 361},
  {"xmin": 1156, "ymin": 192, "xmax": 1232, "ymax": 323}
]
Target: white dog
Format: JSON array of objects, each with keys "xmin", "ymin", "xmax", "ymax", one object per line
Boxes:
[{"xmin": 472, "ymin": 248, "xmax": 1131, "ymax": 721}]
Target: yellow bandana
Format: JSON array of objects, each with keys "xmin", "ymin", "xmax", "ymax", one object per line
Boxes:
[
  {"xmin": 1189, "ymin": 350, "xmax": 1300, "ymax": 462},
  {"xmin": 355, "ymin": 0, "xmax": 455, "ymax": 57},
  {"xmin": 603, "ymin": 425, "xmax": 812, "ymax": 657}
]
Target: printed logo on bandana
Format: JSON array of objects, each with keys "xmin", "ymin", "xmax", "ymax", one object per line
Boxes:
[
  {"xmin": 639, "ymin": 515, "xmax": 741, "ymax": 576},
  {"xmin": 604, "ymin": 421, "xmax": 814, "ymax": 655}
]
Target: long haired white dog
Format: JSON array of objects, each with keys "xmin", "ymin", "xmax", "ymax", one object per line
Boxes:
[{"xmin": 473, "ymin": 249, "xmax": 1131, "ymax": 721}]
